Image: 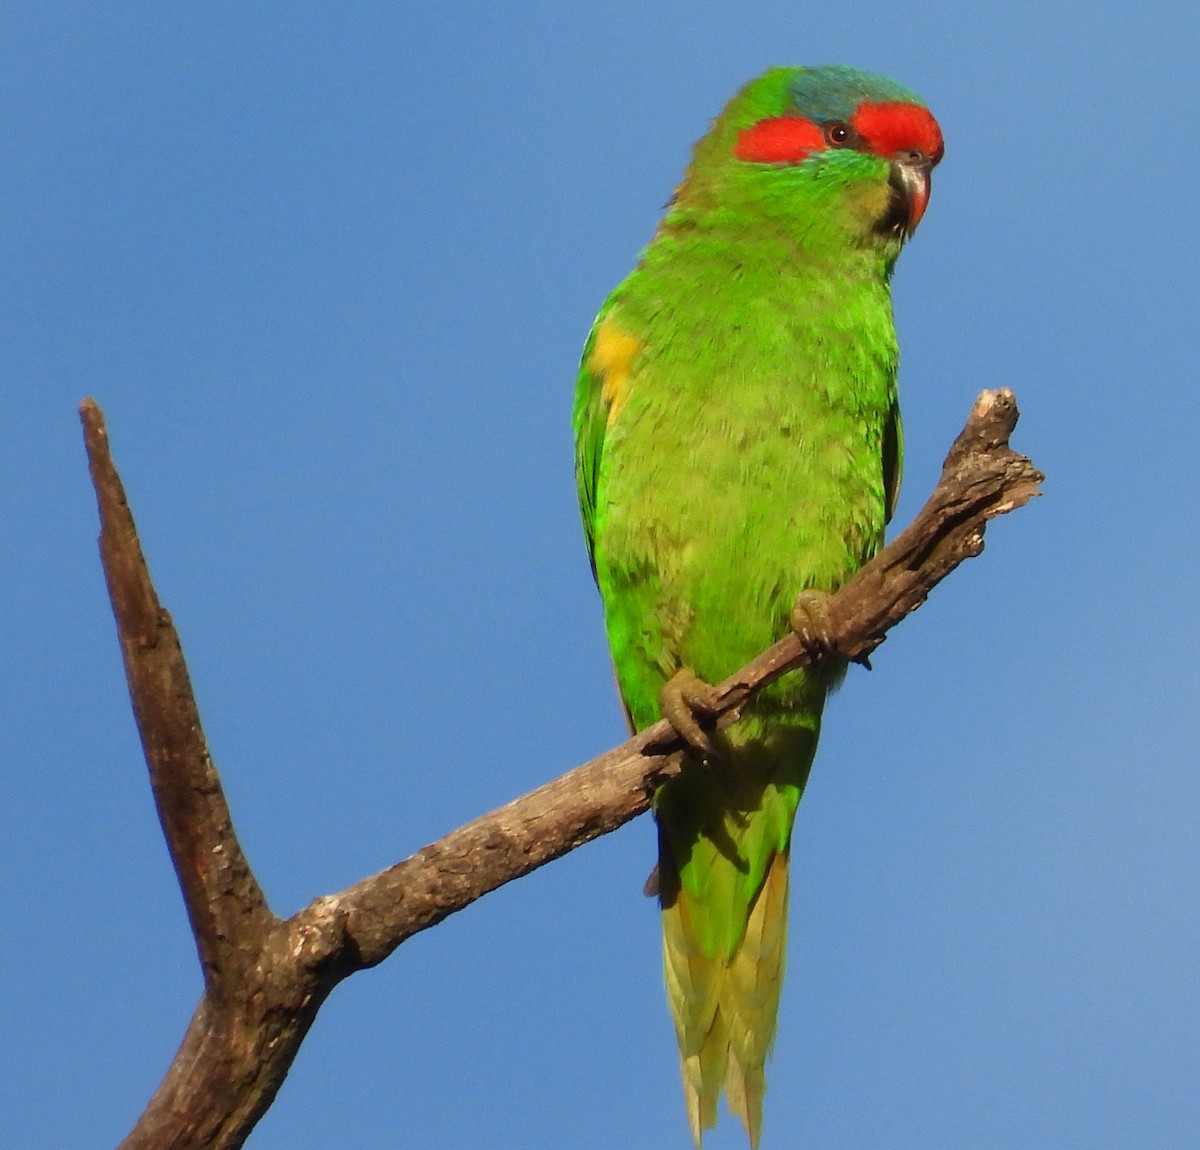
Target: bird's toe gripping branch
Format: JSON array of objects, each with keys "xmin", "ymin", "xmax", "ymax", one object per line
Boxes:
[
  {"xmin": 659, "ymin": 668, "xmax": 723, "ymax": 762},
  {"xmin": 789, "ymin": 588, "xmax": 836, "ymax": 657}
]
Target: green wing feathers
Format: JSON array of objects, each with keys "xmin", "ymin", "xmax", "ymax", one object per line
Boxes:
[{"xmin": 572, "ymin": 304, "xmax": 614, "ymax": 577}]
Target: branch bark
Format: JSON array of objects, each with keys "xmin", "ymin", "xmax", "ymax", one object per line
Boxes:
[{"xmin": 83, "ymin": 389, "xmax": 1041, "ymax": 1149}]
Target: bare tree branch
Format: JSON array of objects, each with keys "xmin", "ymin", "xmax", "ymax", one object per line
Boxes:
[
  {"xmin": 81, "ymin": 399, "xmax": 276, "ymax": 990},
  {"xmin": 83, "ymin": 388, "xmax": 1041, "ymax": 1149}
]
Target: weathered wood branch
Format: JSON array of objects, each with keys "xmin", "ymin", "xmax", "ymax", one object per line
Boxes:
[
  {"xmin": 84, "ymin": 388, "xmax": 1041, "ymax": 1150},
  {"xmin": 82, "ymin": 401, "xmax": 276, "ymax": 996}
]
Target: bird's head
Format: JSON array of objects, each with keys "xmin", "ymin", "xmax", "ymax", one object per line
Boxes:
[{"xmin": 679, "ymin": 65, "xmax": 944, "ymax": 255}]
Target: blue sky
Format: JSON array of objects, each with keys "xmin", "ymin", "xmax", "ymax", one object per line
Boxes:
[{"xmin": 3, "ymin": 3, "xmax": 1197, "ymax": 1147}]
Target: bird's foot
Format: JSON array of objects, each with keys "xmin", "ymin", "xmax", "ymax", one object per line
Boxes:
[
  {"xmin": 790, "ymin": 589, "xmax": 837, "ymax": 660},
  {"xmin": 659, "ymin": 668, "xmax": 722, "ymax": 762},
  {"xmin": 642, "ymin": 862, "xmax": 661, "ymax": 898}
]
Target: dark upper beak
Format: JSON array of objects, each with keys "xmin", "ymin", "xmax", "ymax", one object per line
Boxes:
[{"xmin": 887, "ymin": 151, "xmax": 934, "ymax": 237}]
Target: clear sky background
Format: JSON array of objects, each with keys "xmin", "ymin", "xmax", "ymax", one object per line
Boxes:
[{"xmin": 3, "ymin": 3, "xmax": 1197, "ymax": 1148}]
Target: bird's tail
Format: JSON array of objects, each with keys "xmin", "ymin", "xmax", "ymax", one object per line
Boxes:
[
  {"xmin": 661, "ymin": 847, "xmax": 790, "ymax": 1149},
  {"xmin": 651, "ymin": 689, "xmax": 820, "ymax": 1146}
]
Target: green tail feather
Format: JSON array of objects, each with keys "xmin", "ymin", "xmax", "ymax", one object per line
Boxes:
[
  {"xmin": 662, "ymin": 836, "xmax": 791, "ymax": 1148},
  {"xmin": 655, "ymin": 721, "xmax": 816, "ymax": 1148}
]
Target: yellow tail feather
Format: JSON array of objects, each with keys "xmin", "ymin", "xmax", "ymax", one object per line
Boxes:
[{"xmin": 663, "ymin": 851, "xmax": 791, "ymax": 1148}]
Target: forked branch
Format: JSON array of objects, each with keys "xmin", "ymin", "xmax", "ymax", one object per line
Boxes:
[{"xmin": 82, "ymin": 389, "xmax": 1041, "ymax": 1150}]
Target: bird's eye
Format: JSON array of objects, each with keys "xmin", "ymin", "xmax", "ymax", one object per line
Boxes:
[{"xmin": 826, "ymin": 122, "xmax": 852, "ymax": 146}]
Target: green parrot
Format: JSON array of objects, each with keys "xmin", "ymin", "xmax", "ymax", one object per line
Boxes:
[{"xmin": 573, "ymin": 65, "xmax": 943, "ymax": 1146}]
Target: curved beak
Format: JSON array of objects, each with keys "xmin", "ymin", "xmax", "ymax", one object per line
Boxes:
[{"xmin": 888, "ymin": 156, "xmax": 933, "ymax": 237}]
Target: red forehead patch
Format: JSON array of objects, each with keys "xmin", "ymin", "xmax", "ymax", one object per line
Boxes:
[
  {"xmin": 733, "ymin": 116, "xmax": 824, "ymax": 164},
  {"xmin": 851, "ymin": 102, "xmax": 943, "ymax": 162}
]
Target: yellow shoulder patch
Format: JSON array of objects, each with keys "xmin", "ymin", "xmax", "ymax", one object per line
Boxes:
[{"xmin": 587, "ymin": 313, "xmax": 644, "ymax": 428}]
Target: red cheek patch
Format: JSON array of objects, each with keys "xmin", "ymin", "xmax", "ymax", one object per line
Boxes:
[
  {"xmin": 734, "ymin": 116, "xmax": 824, "ymax": 163},
  {"xmin": 852, "ymin": 102, "xmax": 943, "ymax": 162}
]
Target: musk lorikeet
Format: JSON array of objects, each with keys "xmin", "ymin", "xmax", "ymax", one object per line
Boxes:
[{"xmin": 573, "ymin": 65, "xmax": 943, "ymax": 1146}]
